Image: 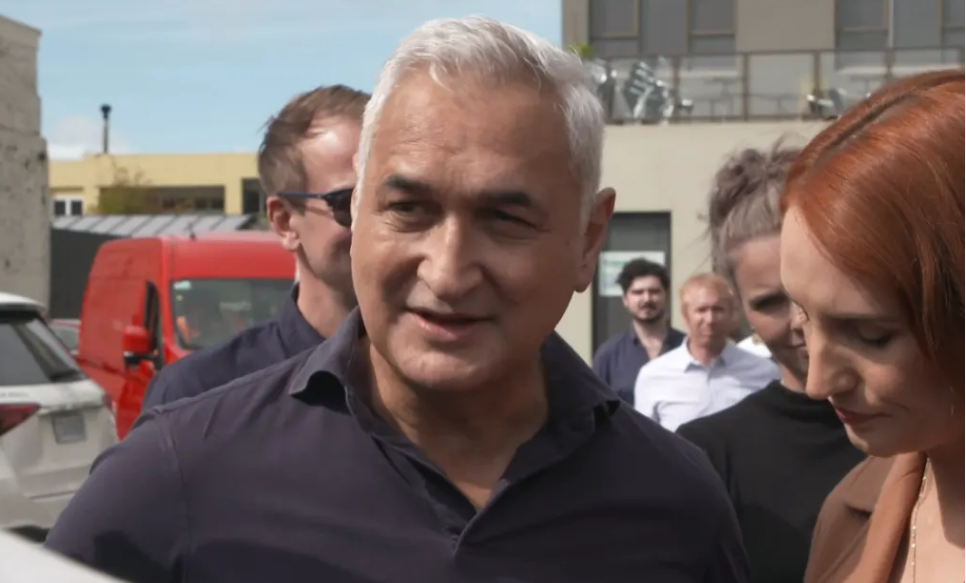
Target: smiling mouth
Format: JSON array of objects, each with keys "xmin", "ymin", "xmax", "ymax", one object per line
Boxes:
[{"xmin": 407, "ymin": 308, "xmax": 493, "ymax": 341}]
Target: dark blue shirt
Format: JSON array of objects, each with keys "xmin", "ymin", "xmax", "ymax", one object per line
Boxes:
[
  {"xmin": 140, "ymin": 285, "xmax": 323, "ymax": 410},
  {"xmin": 593, "ymin": 327, "xmax": 686, "ymax": 405},
  {"xmin": 47, "ymin": 309, "xmax": 749, "ymax": 583}
]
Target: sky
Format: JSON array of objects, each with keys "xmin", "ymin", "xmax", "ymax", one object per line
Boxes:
[{"xmin": 0, "ymin": 0, "xmax": 561, "ymax": 158}]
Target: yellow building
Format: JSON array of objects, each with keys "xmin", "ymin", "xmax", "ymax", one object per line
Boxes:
[{"xmin": 50, "ymin": 153, "xmax": 263, "ymax": 217}]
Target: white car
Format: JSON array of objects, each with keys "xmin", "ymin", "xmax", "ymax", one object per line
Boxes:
[
  {"xmin": 0, "ymin": 528, "xmax": 123, "ymax": 581},
  {"xmin": 0, "ymin": 292, "xmax": 116, "ymax": 539}
]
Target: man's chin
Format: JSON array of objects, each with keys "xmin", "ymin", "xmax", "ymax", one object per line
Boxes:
[{"xmin": 634, "ymin": 314, "xmax": 664, "ymax": 325}]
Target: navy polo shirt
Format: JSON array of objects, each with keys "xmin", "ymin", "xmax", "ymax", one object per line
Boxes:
[
  {"xmin": 47, "ymin": 309, "xmax": 749, "ymax": 583},
  {"xmin": 140, "ymin": 285, "xmax": 323, "ymax": 410},
  {"xmin": 593, "ymin": 327, "xmax": 686, "ymax": 405}
]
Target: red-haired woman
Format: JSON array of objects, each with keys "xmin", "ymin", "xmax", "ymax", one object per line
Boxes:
[{"xmin": 781, "ymin": 69, "xmax": 964, "ymax": 583}]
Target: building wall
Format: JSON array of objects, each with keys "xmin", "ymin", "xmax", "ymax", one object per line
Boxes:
[
  {"xmin": 735, "ymin": 0, "xmax": 835, "ymax": 52},
  {"xmin": 50, "ymin": 152, "xmax": 258, "ymax": 215},
  {"xmin": 555, "ymin": 120, "xmax": 826, "ymax": 362},
  {"xmin": 0, "ymin": 15, "xmax": 47, "ymax": 304}
]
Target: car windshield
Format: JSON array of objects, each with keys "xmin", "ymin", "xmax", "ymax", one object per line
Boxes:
[
  {"xmin": 170, "ymin": 278, "xmax": 293, "ymax": 351},
  {"xmin": 0, "ymin": 311, "xmax": 85, "ymax": 386}
]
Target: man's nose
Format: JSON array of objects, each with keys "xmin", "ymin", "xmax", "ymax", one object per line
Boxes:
[{"xmin": 416, "ymin": 218, "xmax": 483, "ymax": 302}]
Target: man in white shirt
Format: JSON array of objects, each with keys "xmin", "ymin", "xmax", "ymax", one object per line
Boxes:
[{"xmin": 634, "ymin": 273, "xmax": 779, "ymax": 431}]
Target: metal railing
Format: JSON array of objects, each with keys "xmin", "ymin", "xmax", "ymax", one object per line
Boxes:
[{"xmin": 586, "ymin": 46, "xmax": 965, "ymax": 124}]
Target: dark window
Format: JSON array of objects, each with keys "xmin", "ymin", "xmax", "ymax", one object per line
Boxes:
[
  {"xmin": 836, "ymin": 0, "xmax": 889, "ymax": 49},
  {"xmin": 53, "ymin": 199, "xmax": 66, "ymax": 217},
  {"xmin": 592, "ymin": 212, "xmax": 672, "ymax": 351},
  {"xmin": 69, "ymin": 199, "xmax": 83, "ymax": 216},
  {"xmin": 942, "ymin": 0, "xmax": 965, "ymax": 46},
  {"xmin": 0, "ymin": 310, "xmax": 85, "ymax": 386},
  {"xmin": 588, "ymin": 0, "xmax": 733, "ymax": 63},
  {"xmin": 242, "ymin": 179, "xmax": 266, "ymax": 215}
]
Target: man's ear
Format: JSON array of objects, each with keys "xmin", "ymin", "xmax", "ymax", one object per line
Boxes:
[
  {"xmin": 267, "ymin": 196, "xmax": 300, "ymax": 252},
  {"xmin": 574, "ymin": 187, "xmax": 616, "ymax": 293}
]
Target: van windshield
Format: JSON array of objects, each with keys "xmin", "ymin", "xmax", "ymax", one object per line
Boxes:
[{"xmin": 170, "ymin": 278, "xmax": 293, "ymax": 350}]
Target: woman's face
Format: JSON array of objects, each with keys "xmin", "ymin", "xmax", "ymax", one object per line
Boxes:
[
  {"xmin": 731, "ymin": 235, "xmax": 808, "ymax": 384},
  {"xmin": 780, "ymin": 209, "xmax": 960, "ymax": 457}
]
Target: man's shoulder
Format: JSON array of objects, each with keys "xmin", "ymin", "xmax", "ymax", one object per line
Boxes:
[
  {"xmin": 593, "ymin": 332, "xmax": 628, "ymax": 360},
  {"xmin": 607, "ymin": 407, "xmax": 731, "ymax": 504},
  {"xmin": 148, "ymin": 320, "xmax": 287, "ymax": 402},
  {"xmin": 636, "ymin": 345, "xmax": 685, "ymax": 376},
  {"xmin": 149, "ymin": 348, "xmax": 316, "ymax": 435}
]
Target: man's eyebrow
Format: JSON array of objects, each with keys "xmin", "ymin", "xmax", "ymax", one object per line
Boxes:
[
  {"xmin": 381, "ymin": 175, "xmax": 538, "ymax": 209},
  {"xmin": 381, "ymin": 174, "xmax": 433, "ymax": 196},
  {"xmin": 479, "ymin": 190, "xmax": 536, "ymax": 209}
]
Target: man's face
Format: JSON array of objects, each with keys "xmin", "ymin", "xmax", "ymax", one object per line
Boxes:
[
  {"xmin": 351, "ymin": 73, "xmax": 613, "ymax": 391},
  {"xmin": 621, "ymin": 275, "xmax": 667, "ymax": 324},
  {"xmin": 681, "ymin": 284, "xmax": 733, "ymax": 348},
  {"xmin": 269, "ymin": 119, "xmax": 360, "ymax": 299}
]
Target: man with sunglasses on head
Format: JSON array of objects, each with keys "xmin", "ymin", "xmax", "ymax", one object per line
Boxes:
[{"xmin": 139, "ymin": 85, "xmax": 368, "ymax": 411}]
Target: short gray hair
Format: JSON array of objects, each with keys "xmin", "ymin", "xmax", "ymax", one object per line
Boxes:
[{"xmin": 354, "ymin": 16, "xmax": 604, "ymax": 223}]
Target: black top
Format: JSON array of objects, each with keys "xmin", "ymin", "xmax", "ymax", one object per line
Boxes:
[
  {"xmin": 140, "ymin": 285, "xmax": 323, "ymax": 410},
  {"xmin": 676, "ymin": 381, "xmax": 864, "ymax": 583},
  {"xmin": 47, "ymin": 309, "xmax": 750, "ymax": 583},
  {"xmin": 592, "ymin": 327, "xmax": 686, "ymax": 405}
]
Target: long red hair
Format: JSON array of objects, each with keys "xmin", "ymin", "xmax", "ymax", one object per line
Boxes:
[{"xmin": 782, "ymin": 70, "xmax": 964, "ymax": 392}]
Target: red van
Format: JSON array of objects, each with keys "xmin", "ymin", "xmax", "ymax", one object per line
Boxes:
[{"xmin": 76, "ymin": 232, "xmax": 295, "ymax": 439}]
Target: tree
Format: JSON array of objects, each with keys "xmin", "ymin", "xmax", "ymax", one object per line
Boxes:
[
  {"xmin": 90, "ymin": 164, "xmax": 163, "ymax": 215},
  {"xmin": 568, "ymin": 43, "xmax": 594, "ymax": 60}
]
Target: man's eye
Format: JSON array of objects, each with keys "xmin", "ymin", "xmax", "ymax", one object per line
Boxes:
[
  {"xmin": 387, "ymin": 202, "xmax": 423, "ymax": 215},
  {"xmin": 488, "ymin": 209, "xmax": 529, "ymax": 226}
]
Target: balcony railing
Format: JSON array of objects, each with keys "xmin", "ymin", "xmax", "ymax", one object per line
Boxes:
[{"xmin": 586, "ymin": 47, "xmax": 965, "ymax": 124}]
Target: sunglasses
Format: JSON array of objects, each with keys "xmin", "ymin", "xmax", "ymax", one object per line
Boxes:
[{"xmin": 278, "ymin": 187, "xmax": 353, "ymax": 227}]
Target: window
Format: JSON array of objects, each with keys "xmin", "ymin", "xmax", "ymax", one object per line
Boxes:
[
  {"xmin": 688, "ymin": 0, "xmax": 735, "ymax": 54},
  {"xmin": 170, "ymin": 278, "xmax": 293, "ymax": 350},
  {"xmin": 589, "ymin": 0, "xmax": 642, "ymax": 58},
  {"xmin": 0, "ymin": 310, "xmax": 85, "ymax": 386},
  {"xmin": 942, "ymin": 0, "xmax": 964, "ymax": 47},
  {"xmin": 836, "ymin": 0, "xmax": 963, "ymax": 54},
  {"xmin": 53, "ymin": 196, "xmax": 84, "ymax": 217},
  {"xmin": 587, "ymin": 0, "xmax": 733, "ymax": 61},
  {"xmin": 836, "ymin": 0, "xmax": 889, "ymax": 50}
]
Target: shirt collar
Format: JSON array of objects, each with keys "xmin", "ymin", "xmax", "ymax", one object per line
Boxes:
[
  {"xmin": 288, "ymin": 309, "xmax": 619, "ymax": 423},
  {"xmin": 277, "ymin": 283, "xmax": 326, "ymax": 354},
  {"xmin": 668, "ymin": 338, "xmax": 740, "ymax": 371}
]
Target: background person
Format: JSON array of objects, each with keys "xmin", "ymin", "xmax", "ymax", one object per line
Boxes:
[
  {"xmin": 592, "ymin": 258, "xmax": 685, "ymax": 404},
  {"xmin": 634, "ymin": 272, "xmax": 778, "ymax": 431},
  {"xmin": 140, "ymin": 85, "xmax": 369, "ymax": 410},
  {"xmin": 786, "ymin": 70, "xmax": 964, "ymax": 583},
  {"xmin": 676, "ymin": 144, "xmax": 863, "ymax": 583}
]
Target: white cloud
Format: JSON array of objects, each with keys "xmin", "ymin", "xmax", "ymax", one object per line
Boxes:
[{"xmin": 45, "ymin": 115, "xmax": 133, "ymax": 159}]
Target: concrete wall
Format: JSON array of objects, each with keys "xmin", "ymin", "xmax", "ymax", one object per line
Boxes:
[
  {"xmin": 735, "ymin": 0, "xmax": 835, "ymax": 52},
  {"xmin": 554, "ymin": 120, "xmax": 826, "ymax": 361},
  {"xmin": 0, "ymin": 15, "xmax": 47, "ymax": 304}
]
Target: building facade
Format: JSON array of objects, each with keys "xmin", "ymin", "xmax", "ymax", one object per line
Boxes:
[
  {"xmin": 50, "ymin": 152, "xmax": 262, "ymax": 218},
  {"xmin": 0, "ymin": 14, "xmax": 47, "ymax": 304}
]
